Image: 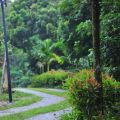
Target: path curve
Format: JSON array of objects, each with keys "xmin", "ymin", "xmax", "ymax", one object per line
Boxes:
[{"xmin": 0, "ymin": 88, "xmax": 65, "ymax": 117}]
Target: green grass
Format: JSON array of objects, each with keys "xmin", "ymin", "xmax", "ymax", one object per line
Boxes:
[
  {"xmin": 60, "ymin": 113, "xmax": 71, "ymax": 120},
  {"xmin": 0, "ymin": 91, "xmax": 42, "ymax": 111},
  {"xmin": 0, "ymin": 100, "xmax": 69, "ymax": 120},
  {"xmin": 29, "ymin": 88, "xmax": 67, "ymax": 97},
  {"xmin": 0, "ymin": 88, "xmax": 70, "ymax": 120}
]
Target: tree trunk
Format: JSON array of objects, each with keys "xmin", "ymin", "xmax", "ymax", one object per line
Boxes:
[
  {"xmin": 42, "ymin": 65, "xmax": 44, "ymax": 73},
  {"xmin": 3, "ymin": 63, "xmax": 8, "ymax": 92},
  {"xmin": 91, "ymin": 0, "xmax": 103, "ymax": 114},
  {"xmin": 1, "ymin": 53, "xmax": 8, "ymax": 92},
  {"xmin": 47, "ymin": 63, "xmax": 50, "ymax": 71}
]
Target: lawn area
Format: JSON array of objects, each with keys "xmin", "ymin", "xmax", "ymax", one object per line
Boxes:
[
  {"xmin": 0, "ymin": 88, "xmax": 69, "ymax": 120},
  {"xmin": 0, "ymin": 91, "xmax": 42, "ymax": 111},
  {"xmin": 0, "ymin": 101, "xmax": 69, "ymax": 120},
  {"xmin": 29, "ymin": 88, "xmax": 67, "ymax": 98}
]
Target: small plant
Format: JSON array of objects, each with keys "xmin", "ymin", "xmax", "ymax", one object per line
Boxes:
[{"xmin": 60, "ymin": 110, "xmax": 83, "ymax": 120}]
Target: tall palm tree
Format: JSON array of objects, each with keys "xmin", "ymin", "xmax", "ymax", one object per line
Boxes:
[{"xmin": 32, "ymin": 39, "xmax": 64, "ymax": 71}]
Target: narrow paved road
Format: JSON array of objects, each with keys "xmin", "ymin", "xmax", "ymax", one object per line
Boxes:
[{"xmin": 0, "ymin": 88, "xmax": 65, "ymax": 117}]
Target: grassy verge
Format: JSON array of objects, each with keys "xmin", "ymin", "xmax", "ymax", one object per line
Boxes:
[
  {"xmin": 0, "ymin": 91, "xmax": 42, "ymax": 111},
  {"xmin": 29, "ymin": 88, "xmax": 67, "ymax": 97},
  {"xmin": 0, "ymin": 88, "xmax": 70, "ymax": 120},
  {"xmin": 0, "ymin": 100, "xmax": 69, "ymax": 120},
  {"xmin": 60, "ymin": 113, "xmax": 70, "ymax": 120}
]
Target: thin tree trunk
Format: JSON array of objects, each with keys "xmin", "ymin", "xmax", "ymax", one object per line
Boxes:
[
  {"xmin": 1, "ymin": 53, "xmax": 8, "ymax": 92},
  {"xmin": 3, "ymin": 63, "xmax": 8, "ymax": 92},
  {"xmin": 47, "ymin": 63, "xmax": 50, "ymax": 71},
  {"xmin": 91, "ymin": 0, "xmax": 103, "ymax": 114},
  {"xmin": 42, "ymin": 65, "xmax": 44, "ymax": 73}
]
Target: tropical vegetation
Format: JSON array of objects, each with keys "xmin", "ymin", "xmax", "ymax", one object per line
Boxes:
[{"xmin": 0, "ymin": 0, "xmax": 120, "ymax": 119}]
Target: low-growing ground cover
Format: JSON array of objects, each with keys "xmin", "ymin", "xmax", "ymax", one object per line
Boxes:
[
  {"xmin": 30, "ymin": 70, "xmax": 69, "ymax": 88},
  {"xmin": 0, "ymin": 88, "xmax": 69, "ymax": 120},
  {"xmin": 0, "ymin": 91, "xmax": 42, "ymax": 111}
]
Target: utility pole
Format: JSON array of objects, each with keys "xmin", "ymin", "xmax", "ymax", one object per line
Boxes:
[{"xmin": 0, "ymin": 0, "xmax": 12, "ymax": 102}]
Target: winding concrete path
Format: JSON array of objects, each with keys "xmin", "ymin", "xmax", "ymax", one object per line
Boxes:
[{"xmin": 0, "ymin": 88, "xmax": 65, "ymax": 117}]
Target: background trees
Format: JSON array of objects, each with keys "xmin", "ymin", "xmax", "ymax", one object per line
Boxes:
[
  {"xmin": 101, "ymin": 0, "xmax": 120, "ymax": 81},
  {"xmin": 7, "ymin": 0, "xmax": 59, "ymax": 51},
  {"xmin": 0, "ymin": 0, "xmax": 120, "ymax": 88},
  {"xmin": 58, "ymin": 0, "xmax": 92, "ymax": 61}
]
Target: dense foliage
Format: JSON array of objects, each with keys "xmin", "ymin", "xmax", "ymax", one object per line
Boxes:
[
  {"xmin": 65, "ymin": 69, "xmax": 120, "ymax": 120},
  {"xmin": 0, "ymin": 0, "xmax": 119, "ymax": 80},
  {"xmin": 0, "ymin": 0, "xmax": 119, "ymax": 119},
  {"xmin": 6, "ymin": 0, "xmax": 65, "ymax": 73},
  {"xmin": 101, "ymin": 2, "xmax": 120, "ymax": 81},
  {"xmin": 1, "ymin": 0, "xmax": 118, "ymax": 81},
  {"xmin": 30, "ymin": 70, "xmax": 68, "ymax": 88}
]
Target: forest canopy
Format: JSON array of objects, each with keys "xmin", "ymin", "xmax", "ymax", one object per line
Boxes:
[{"xmin": 0, "ymin": 0, "xmax": 120, "ymax": 83}]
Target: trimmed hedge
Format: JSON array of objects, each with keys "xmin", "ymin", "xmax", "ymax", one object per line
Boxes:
[
  {"xmin": 65, "ymin": 69, "xmax": 120, "ymax": 120},
  {"xmin": 30, "ymin": 70, "xmax": 68, "ymax": 88}
]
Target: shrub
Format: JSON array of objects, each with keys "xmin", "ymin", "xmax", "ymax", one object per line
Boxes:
[
  {"xmin": 30, "ymin": 70, "xmax": 68, "ymax": 88},
  {"xmin": 60, "ymin": 110, "xmax": 82, "ymax": 120},
  {"xmin": 65, "ymin": 69, "xmax": 120, "ymax": 120}
]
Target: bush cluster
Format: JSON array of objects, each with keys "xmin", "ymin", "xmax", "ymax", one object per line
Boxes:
[
  {"xmin": 65, "ymin": 69, "xmax": 120, "ymax": 120},
  {"xmin": 30, "ymin": 70, "xmax": 68, "ymax": 88}
]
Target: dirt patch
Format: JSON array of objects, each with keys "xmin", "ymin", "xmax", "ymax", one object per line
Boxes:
[{"xmin": 0, "ymin": 101, "xmax": 9, "ymax": 107}]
